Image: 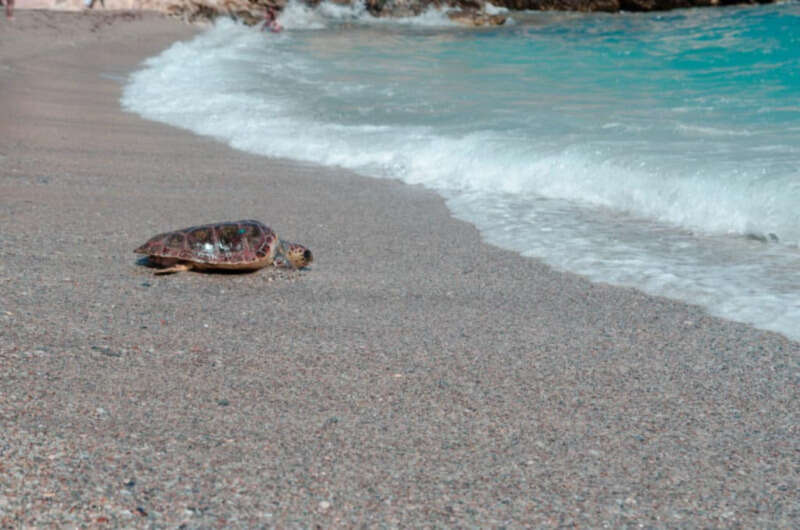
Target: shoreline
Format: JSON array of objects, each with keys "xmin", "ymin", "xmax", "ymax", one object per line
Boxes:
[{"xmin": 1, "ymin": 10, "xmax": 798, "ymax": 527}]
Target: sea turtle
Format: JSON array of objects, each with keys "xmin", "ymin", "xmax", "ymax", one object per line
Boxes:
[{"xmin": 134, "ymin": 219, "xmax": 312, "ymax": 274}]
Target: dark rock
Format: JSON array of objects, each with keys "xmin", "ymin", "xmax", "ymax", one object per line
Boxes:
[
  {"xmin": 91, "ymin": 345, "xmax": 122, "ymax": 358},
  {"xmin": 448, "ymin": 9, "xmax": 507, "ymax": 25}
]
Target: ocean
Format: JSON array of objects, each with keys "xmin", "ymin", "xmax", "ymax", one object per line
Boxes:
[{"xmin": 122, "ymin": 1, "xmax": 800, "ymax": 341}]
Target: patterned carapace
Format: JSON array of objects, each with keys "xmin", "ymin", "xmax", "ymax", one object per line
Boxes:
[{"xmin": 135, "ymin": 220, "xmax": 312, "ymax": 273}]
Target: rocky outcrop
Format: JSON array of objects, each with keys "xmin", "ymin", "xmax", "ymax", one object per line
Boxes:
[
  {"xmin": 133, "ymin": 0, "xmax": 778, "ymax": 27},
  {"xmin": 488, "ymin": 0, "xmax": 774, "ymax": 12},
  {"xmin": 447, "ymin": 9, "xmax": 506, "ymax": 26},
  {"xmin": 154, "ymin": 0, "xmax": 508, "ymax": 27},
  {"xmin": 161, "ymin": 0, "xmax": 285, "ymax": 25}
]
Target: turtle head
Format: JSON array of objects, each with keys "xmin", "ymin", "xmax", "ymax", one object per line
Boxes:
[{"xmin": 275, "ymin": 240, "xmax": 313, "ymax": 269}]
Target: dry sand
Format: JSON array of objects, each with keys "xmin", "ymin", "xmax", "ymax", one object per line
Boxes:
[{"xmin": 1, "ymin": 9, "xmax": 798, "ymax": 527}]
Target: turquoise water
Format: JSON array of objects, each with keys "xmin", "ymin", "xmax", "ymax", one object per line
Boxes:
[{"xmin": 123, "ymin": 2, "xmax": 800, "ymax": 340}]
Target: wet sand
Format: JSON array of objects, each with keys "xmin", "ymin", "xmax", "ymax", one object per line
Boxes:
[{"xmin": 1, "ymin": 10, "xmax": 798, "ymax": 527}]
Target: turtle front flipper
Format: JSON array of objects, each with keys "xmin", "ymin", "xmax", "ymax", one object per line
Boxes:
[
  {"xmin": 153, "ymin": 263, "xmax": 194, "ymax": 275},
  {"xmin": 272, "ymin": 252, "xmax": 291, "ymax": 269}
]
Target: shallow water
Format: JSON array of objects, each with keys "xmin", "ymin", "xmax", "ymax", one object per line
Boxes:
[{"xmin": 123, "ymin": 1, "xmax": 800, "ymax": 340}]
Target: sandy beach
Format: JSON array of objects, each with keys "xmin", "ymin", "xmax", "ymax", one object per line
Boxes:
[{"xmin": 1, "ymin": 9, "xmax": 798, "ymax": 527}]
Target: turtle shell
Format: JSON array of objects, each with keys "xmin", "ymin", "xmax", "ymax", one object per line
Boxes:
[{"xmin": 134, "ymin": 219, "xmax": 279, "ymax": 268}]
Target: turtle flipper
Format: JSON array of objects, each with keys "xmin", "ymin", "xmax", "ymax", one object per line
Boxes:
[
  {"xmin": 154, "ymin": 263, "xmax": 193, "ymax": 275},
  {"xmin": 272, "ymin": 254, "xmax": 293, "ymax": 269}
]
